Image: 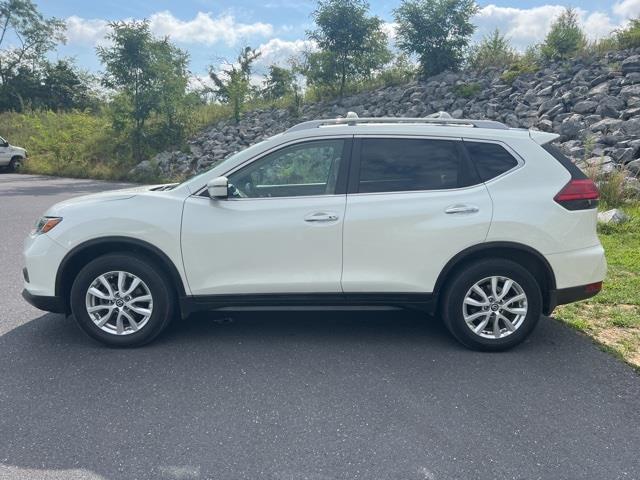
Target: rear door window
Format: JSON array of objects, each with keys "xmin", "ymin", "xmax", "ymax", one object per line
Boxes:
[{"xmin": 356, "ymin": 138, "xmax": 473, "ymax": 193}]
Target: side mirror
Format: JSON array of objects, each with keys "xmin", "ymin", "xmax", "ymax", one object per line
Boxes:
[{"xmin": 207, "ymin": 176, "xmax": 229, "ymax": 199}]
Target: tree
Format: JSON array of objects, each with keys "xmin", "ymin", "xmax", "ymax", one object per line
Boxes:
[
  {"xmin": 468, "ymin": 29, "xmax": 517, "ymax": 71},
  {"xmin": 150, "ymin": 39, "xmax": 191, "ymax": 145},
  {"xmin": 540, "ymin": 8, "xmax": 586, "ymax": 61},
  {"xmin": 394, "ymin": 0, "xmax": 478, "ymax": 77},
  {"xmin": 42, "ymin": 60, "xmax": 96, "ymax": 111},
  {"xmin": 208, "ymin": 46, "xmax": 261, "ymax": 122},
  {"xmin": 262, "ymin": 65, "xmax": 295, "ymax": 100},
  {"xmin": 305, "ymin": 0, "xmax": 391, "ymax": 97},
  {"xmin": 98, "ymin": 21, "xmax": 191, "ymax": 159},
  {"xmin": 0, "ymin": 0, "xmax": 65, "ymax": 111}
]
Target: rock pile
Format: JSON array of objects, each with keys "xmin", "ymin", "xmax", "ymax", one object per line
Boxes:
[{"xmin": 136, "ymin": 48, "xmax": 640, "ymax": 192}]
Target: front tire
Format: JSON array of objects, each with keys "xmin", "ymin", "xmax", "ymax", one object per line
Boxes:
[
  {"xmin": 7, "ymin": 156, "xmax": 22, "ymax": 173},
  {"xmin": 441, "ymin": 259, "xmax": 542, "ymax": 351},
  {"xmin": 70, "ymin": 253, "xmax": 175, "ymax": 347}
]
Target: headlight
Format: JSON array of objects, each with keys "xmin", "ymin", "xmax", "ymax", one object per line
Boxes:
[{"xmin": 31, "ymin": 217, "xmax": 62, "ymax": 235}]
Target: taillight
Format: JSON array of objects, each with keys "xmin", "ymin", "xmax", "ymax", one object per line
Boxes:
[{"xmin": 554, "ymin": 179, "xmax": 599, "ymax": 210}]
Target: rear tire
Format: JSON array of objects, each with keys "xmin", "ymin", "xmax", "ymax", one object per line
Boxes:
[
  {"xmin": 70, "ymin": 253, "xmax": 175, "ymax": 347},
  {"xmin": 441, "ymin": 259, "xmax": 542, "ymax": 351}
]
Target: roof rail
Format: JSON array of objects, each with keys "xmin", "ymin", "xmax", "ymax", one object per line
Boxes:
[{"xmin": 285, "ymin": 112, "xmax": 508, "ymax": 133}]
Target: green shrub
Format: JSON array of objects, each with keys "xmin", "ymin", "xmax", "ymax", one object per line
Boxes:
[
  {"xmin": 540, "ymin": 8, "xmax": 587, "ymax": 61},
  {"xmin": 615, "ymin": 18, "xmax": 640, "ymax": 49},
  {"xmin": 500, "ymin": 48, "xmax": 540, "ymax": 84},
  {"xmin": 453, "ymin": 82, "xmax": 481, "ymax": 98},
  {"xmin": 585, "ymin": 163, "xmax": 635, "ymax": 209},
  {"xmin": 468, "ymin": 29, "xmax": 517, "ymax": 71}
]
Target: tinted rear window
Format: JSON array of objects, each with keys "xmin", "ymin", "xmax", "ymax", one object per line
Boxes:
[
  {"xmin": 542, "ymin": 144, "xmax": 587, "ymax": 179},
  {"xmin": 464, "ymin": 141, "xmax": 519, "ymax": 181},
  {"xmin": 358, "ymin": 138, "xmax": 468, "ymax": 193}
]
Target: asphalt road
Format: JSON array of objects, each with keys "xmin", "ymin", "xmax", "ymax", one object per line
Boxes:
[{"xmin": 0, "ymin": 173, "xmax": 639, "ymax": 480}]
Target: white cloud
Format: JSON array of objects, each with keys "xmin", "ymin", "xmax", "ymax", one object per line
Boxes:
[
  {"xmin": 381, "ymin": 22, "xmax": 398, "ymax": 42},
  {"xmin": 149, "ymin": 11, "xmax": 273, "ymax": 46},
  {"xmin": 582, "ymin": 12, "xmax": 619, "ymax": 40},
  {"xmin": 65, "ymin": 11, "xmax": 273, "ymax": 47},
  {"xmin": 473, "ymin": 4, "xmax": 627, "ymax": 49},
  {"xmin": 474, "ymin": 5, "xmax": 566, "ymax": 49},
  {"xmin": 613, "ymin": 0, "xmax": 640, "ymax": 18},
  {"xmin": 255, "ymin": 38, "xmax": 314, "ymax": 69},
  {"xmin": 65, "ymin": 15, "xmax": 110, "ymax": 46}
]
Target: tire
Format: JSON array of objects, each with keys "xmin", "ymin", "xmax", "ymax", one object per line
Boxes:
[
  {"xmin": 7, "ymin": 157, "xmax": 22, "ymax": 173},
  {"xmin": 440, "ymin": 259, "xmax": 542, "ymax": 351},
  {"xmin": 70, "ymin": 253, "xmax": 175, "ymax": 347}
]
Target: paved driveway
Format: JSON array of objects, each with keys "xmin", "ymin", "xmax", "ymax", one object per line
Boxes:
[{"xmin": 1, "ymin": 173, "xmax": 639, "ymax": 480}]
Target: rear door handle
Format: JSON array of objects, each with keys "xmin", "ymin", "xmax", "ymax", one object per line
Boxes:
[
  {"xmin": 445, "ymin": 204, "xmax": 479, "ymax": 215},
  {"xmin": 304, "ymin": 212, "xmax": 339, "ymax": 223}
]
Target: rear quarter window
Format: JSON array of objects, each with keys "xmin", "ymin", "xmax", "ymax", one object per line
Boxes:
[
  {"xmin": 542, "ymin": 144, "xmax": 588, "ymax": 179},
  {"xmin": 464, "ymin": 141, "xmax": 519, "ymax": 181}
]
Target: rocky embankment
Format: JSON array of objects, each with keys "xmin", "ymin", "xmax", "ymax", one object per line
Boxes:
[{"xmin": 135, "ymin": 48, "xmax": 640, "ymax": 190}]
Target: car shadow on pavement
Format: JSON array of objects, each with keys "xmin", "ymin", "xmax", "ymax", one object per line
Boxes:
[{"xmin": 1, "ymin": 310, "xmax": 639, "ymax": 480}]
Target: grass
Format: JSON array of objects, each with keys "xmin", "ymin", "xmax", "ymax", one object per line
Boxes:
[
  {"xmin": 555, "ymin": 202, "xmax": 640, "ymax": 371},
  {"xmin": 0, "ymin": 104, "xmax": 235, "ymax": 183}
]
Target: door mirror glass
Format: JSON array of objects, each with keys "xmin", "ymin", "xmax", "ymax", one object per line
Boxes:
[{"xmin": 207, "ymin": 176, "xmax": 229, "ymax": 199}]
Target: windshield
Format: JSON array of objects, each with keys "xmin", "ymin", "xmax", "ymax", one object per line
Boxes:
[{"xmin": 0, "ymin": 137, "xmax": 6, "ymax": 144}]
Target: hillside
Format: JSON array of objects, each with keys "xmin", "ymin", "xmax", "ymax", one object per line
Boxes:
[{"xmin": 138, "ymin": 47, "xmax": 640, "ymax": 190}]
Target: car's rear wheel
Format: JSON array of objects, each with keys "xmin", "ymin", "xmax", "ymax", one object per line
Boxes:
[
  {"xmin": 441, "ymin": 259, "xmax": 542, "ymax": 351},
  {"xmin": 70, "ymin": 253, "xmax": 175, "ymax": 347}
]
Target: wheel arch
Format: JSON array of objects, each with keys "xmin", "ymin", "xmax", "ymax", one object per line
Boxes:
[
  {"xmin": 433, "ymin": 242, "xmax": 557, "ymax": 314},
  {"xmin": 55, "ymin": 236, "xmax": 187, "ymax": 312}
]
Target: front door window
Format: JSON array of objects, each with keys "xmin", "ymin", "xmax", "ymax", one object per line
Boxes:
[{"xmin": 227, "ymin": 139, "xmax": 345, "ymax": 198}]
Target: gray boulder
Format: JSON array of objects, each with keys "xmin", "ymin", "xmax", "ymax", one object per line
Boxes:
[
  {"xmin": 573, "ymin": 100, "xmax": 598, "ymax": 114},
  {"xmin": 622, "ymin": 55, "xmax": 640, "ymax": 74},
  {"xmin": 597, "ymin": 209, "xmax": 629, "ymax": 224}
]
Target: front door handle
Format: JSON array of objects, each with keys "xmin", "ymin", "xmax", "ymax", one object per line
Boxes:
[
  {"xmin": 304, "ymin": 212, "xmax": 339, "ymax": 223},
  {"xmin": 445, "ymin": 204, "xmax": 480, "ymax": 215}
]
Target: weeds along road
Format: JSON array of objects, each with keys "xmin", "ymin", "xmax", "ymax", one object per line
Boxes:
[{"xmin": 1, "ymin": 173, "xmax": 639, "ymax": 480}]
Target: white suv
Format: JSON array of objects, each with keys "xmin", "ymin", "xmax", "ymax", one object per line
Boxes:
[
  {"xmin": 22, "ymin": 114, "xmax": 606, "ymax": 350},
  {"xmin": 0, "ymin": 136, "xmax": 26, "ymax": 172}
]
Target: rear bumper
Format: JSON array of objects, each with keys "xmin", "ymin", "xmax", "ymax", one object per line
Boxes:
[
  {"xmin": 545, "ymin": 282, "xmax": 603, "ymax": 315},
  {"xmin": 22, "ymin": 289, "xmax": 66, "ymax": 314}
]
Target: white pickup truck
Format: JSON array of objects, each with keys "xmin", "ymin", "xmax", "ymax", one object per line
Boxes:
[{"xmin": 0, "ymin": 136, "xmax": 26, "ymax": 172}]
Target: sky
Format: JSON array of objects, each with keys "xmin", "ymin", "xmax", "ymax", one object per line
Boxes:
[{"xmin": 36, "ymin": 0, "xmax": 640, "ymax": 83}]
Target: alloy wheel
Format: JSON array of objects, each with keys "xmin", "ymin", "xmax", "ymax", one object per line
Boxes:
[
  {"xmin": 85, "ymin": 271, "xmax": 153, "ymax": 335},
  {"xmin": 462, "ymin": 276, "xmax": 528, "ymax": 339}
]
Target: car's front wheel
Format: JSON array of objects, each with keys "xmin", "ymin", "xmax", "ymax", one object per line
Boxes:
[
  {"xmin": 441, "ymin": 259, "xmax": 542, "ymax": 351},
  {"xmin": 70, "ymin": 253, "xmax": 175, "ymax": 347},
  {"xmin": 7, "ymin": 156, "xmax": 22, "ymax": 173}
]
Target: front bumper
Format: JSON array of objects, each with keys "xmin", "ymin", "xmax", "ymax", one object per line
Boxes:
[
  {"xmin": 22, "ymin": 289, "xmax": 66, "ymax": 313},
  {"xmin": 23, "ymin": 232, "xmax": 68, "ymax": 297}
]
